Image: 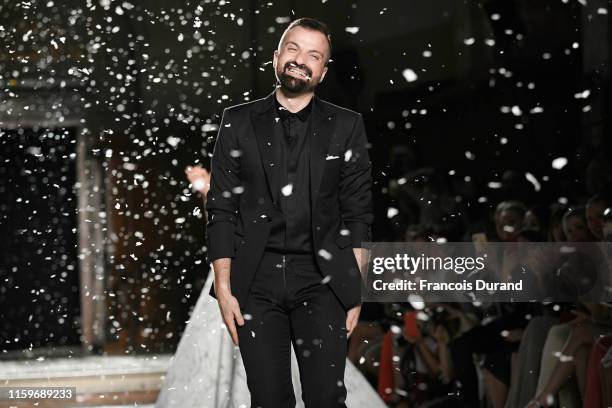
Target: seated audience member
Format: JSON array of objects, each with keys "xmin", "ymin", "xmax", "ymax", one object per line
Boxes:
[
  {"xmin": 561, "ymin": 206, "xmax": 596, "ymax": 242},
  {"xmin": 548, "ymin": 203, "xmax": 568, "ymax": 242},
  {"xmin": 526, "ymin": 303, "xmax": 612, "ymax": 408},
  {"xmin": 583, "ymin": 334, "xmax": 612, "ymax": 408}
]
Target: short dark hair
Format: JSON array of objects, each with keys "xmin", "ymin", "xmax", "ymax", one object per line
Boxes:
[
  {"xmin": 280, "ymin": 17, "xmax": 332, "ymax": 64},
  {"xmin": 587, "ymin": 193, "xmax": 612, "ymax": 208},
  {"xmin": 563, "ymin": 206, "xmax": 587, "ymax": 223},
  {"xmin": 495, "ymin": 200, "xmax": 527, "ymax": 219}
]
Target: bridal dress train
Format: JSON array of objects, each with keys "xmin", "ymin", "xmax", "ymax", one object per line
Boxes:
[{"xmin": 155, "ymin": 271, "xmax": 387, "ymax": 408}]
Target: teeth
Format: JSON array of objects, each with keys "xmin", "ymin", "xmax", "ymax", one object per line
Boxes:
[{"xmin": 288, "ymin": 67, "xmax": 308, "ymax": 78}]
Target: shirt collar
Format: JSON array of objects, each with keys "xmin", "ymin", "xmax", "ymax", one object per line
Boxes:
[{"xmin": 275, "ymin": 95, "xmax": 313, "ymax": 122}]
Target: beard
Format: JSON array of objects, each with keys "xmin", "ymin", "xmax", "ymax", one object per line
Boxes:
[{"xmin": 276, "ymin": 62, "xmax": 317, "ymax": 94}]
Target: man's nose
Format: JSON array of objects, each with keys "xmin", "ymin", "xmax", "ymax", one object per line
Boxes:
[{"xmin": 293, "ymin": 51, "xmax": 306, "ymax": 66}]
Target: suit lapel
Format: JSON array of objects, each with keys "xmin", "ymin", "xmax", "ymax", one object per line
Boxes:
[
  {"xmin": 250, "ymin": 91, "xmax": 277, "ymax": 209},
  {"xmin": 309, "ymin": 95, "xmax": 336, "ymax": 213}
]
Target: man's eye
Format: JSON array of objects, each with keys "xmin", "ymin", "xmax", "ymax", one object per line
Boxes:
[{"xmin": 311, "ymin": 55, "xmax": 320, "ymax": 60}]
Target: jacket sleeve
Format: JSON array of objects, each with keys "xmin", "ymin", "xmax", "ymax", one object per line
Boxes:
[
  {"xmin": 205, "ymin": 108, "xmax": 241, "ymax": 264},
  {"xmin": 339, "ymin": 113, "xmax": 374, "ymax": 248}
]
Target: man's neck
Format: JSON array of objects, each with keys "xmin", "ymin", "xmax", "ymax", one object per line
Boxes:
[{"xmin": 275, "ymin": 87, "xmax": 314, "ymax": 113}]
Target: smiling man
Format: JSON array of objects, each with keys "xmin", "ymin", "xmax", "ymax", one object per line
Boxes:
[{"xmin": 205, "ymin": 17, "xmax": 373, "ymax": 407}]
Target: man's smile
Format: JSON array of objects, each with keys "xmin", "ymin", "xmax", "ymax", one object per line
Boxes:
[{"xmin": 286, "ymin": 65, "xmax": 310, "ymax": 80}]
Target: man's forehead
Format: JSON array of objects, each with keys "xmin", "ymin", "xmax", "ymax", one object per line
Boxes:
[{"xmin": 280, "ymin": 27, "xmax": 328, "ymax": 51}]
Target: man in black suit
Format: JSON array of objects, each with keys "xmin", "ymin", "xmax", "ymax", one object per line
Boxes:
[{"xmin": 205, "ymin": 17, "xmax": 373, "ymax": 407}]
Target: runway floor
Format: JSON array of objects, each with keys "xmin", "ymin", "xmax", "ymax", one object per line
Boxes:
[{"xmin": 0, "ymin": 354, "xmax": 169, "ymax": 407}]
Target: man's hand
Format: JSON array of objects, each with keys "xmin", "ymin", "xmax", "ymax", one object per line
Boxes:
[
  {"xmin": 216, "ymin": 287, "xmax": 245, "ymax": 345},
  {"xmin": 346, "ymin": 247, "xmax": 368, "ymax": 338},
  {"xmin": 352, "ymin": 247, "xmax": 369, "ymax": 279},
  {"xmin": 211, "ymin": 259, "xmax": 243, "ymax": 345},
  {"xmin": 184, "ymin": 165, "xmax": 211, "ymax": 197},
  {"xmin": 346, "ymin": 304, "xmax": 361, "ymax": 338}
]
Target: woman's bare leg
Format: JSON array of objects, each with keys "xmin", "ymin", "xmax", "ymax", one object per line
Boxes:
[
  {"xmin": 532, "ymin": 323, "xmax": 594, "ymax": 406},
  {"xmin": 483, "ymin": 368, "xmax": 509, "ymax": 408},
  {"xmin": 573, "ymin": 343, "xmax": 591, "ymax": 398}
]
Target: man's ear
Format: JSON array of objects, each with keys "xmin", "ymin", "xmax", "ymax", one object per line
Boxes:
[
  {"xmin": 319, "ymin": 66, "xmax": 328, "ymax": 84},
  {"xmin": 273, "ymin": 50, "xmax": 278, "ymax": 69}
]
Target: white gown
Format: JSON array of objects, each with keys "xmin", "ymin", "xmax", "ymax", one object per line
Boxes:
[{"xmin": 155, "ymin": 271, "xmax": 386, "ymax": 408}]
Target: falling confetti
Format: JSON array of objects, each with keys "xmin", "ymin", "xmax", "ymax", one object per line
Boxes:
[{"xmin": 402, "ymin": 68, "xmax": 418, "ymax": 83}]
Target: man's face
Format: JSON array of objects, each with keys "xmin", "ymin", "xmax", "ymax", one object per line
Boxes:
[
  {"xmin": 523, "ymin": 210, "xmax": 541, "ymax": 232},
  {"xmin": 273, "ymin": 26, "xmax": 329, "ymax": 94},
  {"xmin": 495, "ymin": 210, "xmax": 523, "ymax": 241},
  {"xmin": 586, "ymin": 202, "xmax": 605, "ymax": 240},
  {"xmin": 563, "ymin": 214, "xmax": 592, "ymax": 242}
]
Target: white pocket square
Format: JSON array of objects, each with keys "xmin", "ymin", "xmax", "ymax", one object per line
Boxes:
[{"xmin": 325, "ymin": 155, "xmax": 340, "ymax": 160}]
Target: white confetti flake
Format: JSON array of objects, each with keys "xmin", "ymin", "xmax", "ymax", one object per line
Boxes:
[
  {"xmin": 166, "ymin": 136, "xmax": 180, "ymax": 147},
  {"xmin": 552, "ymin": 157, "xmax": 567, "ymax": 170},
  {"xmin": 281, "ymin": 183, "xmax": 293, "ymax": 196},
  {"xmin": 525, "ymin": 172, "xmax": 541, "ymax": 191},
  {"xmin": 318, "ymin": 249, "xmax": 332, "ymax": 261},
  {"xmin": 530, "ymin": 106, "xmax": 544, "ymax": 114},
  {"xmin": 344, "ymin": 149, "xmax": 353, "ymax": 162},
  {"xmin": 574, "ymin": 89, "xmax": 590, "ymax": 99},
  {"xmin": 402, "ymin": 68, "xmax": 418, "ymax": 83},
  {"xmin": 551, "ymin": 157, "xmax": 568, "ymax": 170},
  {"xmin": 275, "ymin": 16, "xmax": 291, "ymax": 24},
  {"xmin": 408, "ymin": 294, "xmax": 424, "ymax": 310}
]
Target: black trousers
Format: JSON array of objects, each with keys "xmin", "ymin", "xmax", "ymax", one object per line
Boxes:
[{"xmin": 236, "ymin": 250, "xmax": 348, "ymax": 408}]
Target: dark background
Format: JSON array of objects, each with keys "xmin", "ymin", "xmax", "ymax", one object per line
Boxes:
[{"xmin": 0, "ymin": 0, "xmax": 610, "ymax": 355}]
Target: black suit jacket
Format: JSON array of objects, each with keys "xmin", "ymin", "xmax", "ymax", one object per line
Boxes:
[{"xmin": 205, "ymin": 90, "xmax": 373, "ymax": 312}]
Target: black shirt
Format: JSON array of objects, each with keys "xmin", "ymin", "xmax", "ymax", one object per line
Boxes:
[{"xmin": 264, "ymin": 95, "xmax": 314, "ymax": 254}]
